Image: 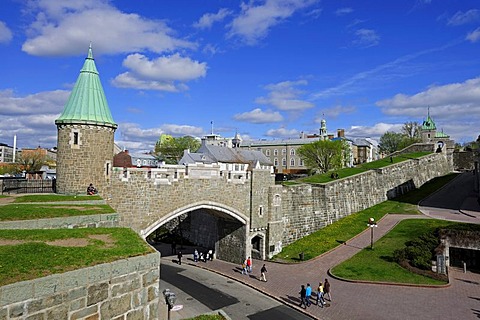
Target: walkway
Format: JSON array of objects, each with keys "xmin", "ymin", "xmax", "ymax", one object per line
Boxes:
[{"xmin": 168, "ymin": 172, "xmax": 480, "ymax": 320}]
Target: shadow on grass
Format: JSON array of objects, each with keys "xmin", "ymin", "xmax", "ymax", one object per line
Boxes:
[{"xmin": 380, "ymin": 255, "xmax": 395, "ymax": 263}]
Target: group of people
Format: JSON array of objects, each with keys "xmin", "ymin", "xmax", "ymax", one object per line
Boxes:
[
  {"xmin": 299, "ymin": 279, "xmax": 332, "ymax": 309},
  {"xmin": 240, "ymin": 257, "xmax": 268, "ymax": 282},
  {"xmin": 193, "ymin": 249, "xmax": 214, "ymax": 263}
]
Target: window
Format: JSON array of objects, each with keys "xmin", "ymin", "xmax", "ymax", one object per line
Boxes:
[
  {"xmin": 300, "ymin": 159, "xmax": 304, "ymax": 166},
  {"xmin": 266, "ymin": 149, "xmax": 270, "ymax": 156},
  {"xmin": 73, "ymin": 132, "xmax": 79, "ymax": 145},
  {"xmin": 274, "ymin": 158, "xmax": 278, "ymax": 166},
  {"xmin": 290, "ymin": 149, "xmax": 295, "ymax": 156},
  {"xmin": 282, "ymin": 149, "xmax": 286, "ymax": 155},
  {"xmin": 259, "ymin": 206, "xmax": 264, "ymax": 217},
  {"xmin": 273, "ymin": 149, "xmax": 278, "ymax": 156},
  {"xmin": 273, "ymin": 194, "xmax": 281, "ymax": 206},
  {"xmin": 290, "ymin": 158, "xmax": 295, "ymax": 166},
  {"xmin": 235, "ymin": 164, "xmax": 239, "ymax": 171},
  {"xmin": 282, "ymin": 158, "xmax": 286, "ymax": 166}
]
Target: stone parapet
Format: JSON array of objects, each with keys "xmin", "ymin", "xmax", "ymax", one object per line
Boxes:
[
  {"xmin": 0, "ymin": 252, "xmax": 160, "ymax": 319},
  {"xmin": 0, "ymin": 213, "xmax": 118, "ymax": 230}
]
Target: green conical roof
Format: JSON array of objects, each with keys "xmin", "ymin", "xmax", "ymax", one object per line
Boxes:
[
  {"xmin": 421, "ymin": 108, "xmax": 436, "ymax": 131},
  {"xmin": 55, "ymin": 45, "xmax": 117, "ymax": 128}
]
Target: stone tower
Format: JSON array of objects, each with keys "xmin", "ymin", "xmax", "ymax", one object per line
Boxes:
[
  {"xmin": 421, "ymin": 108, "xmax": 437, "ymax": 143},
  {"xmin": 55, "ymin": 45, "xmax": 117, "ymax": 195}
]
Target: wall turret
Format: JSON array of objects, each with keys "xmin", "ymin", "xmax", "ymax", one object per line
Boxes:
[{"xmin": 55, "ymin": 45, "xmax": 117, "ymax": 194}]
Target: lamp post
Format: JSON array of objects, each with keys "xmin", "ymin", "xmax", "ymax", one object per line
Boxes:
[
  {"xmin": 367, "ymin": 217, "xmax": 377, "ymax": 249},
  {"xmin": 163, "ymin": 289, "xmax": 176, "ymax": 320}
]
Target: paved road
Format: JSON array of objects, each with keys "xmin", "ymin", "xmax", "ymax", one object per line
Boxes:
[
  {"xmin": 158, "ymin": 172, "xmax": 480, "ymax": 320},
  {"xmin": 159, "ymin": 256, "xmax": 308, "ymax": 320}
]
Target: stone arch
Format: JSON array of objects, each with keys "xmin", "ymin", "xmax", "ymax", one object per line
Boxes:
[
  {"xmin": 141, "ymin": 201, "xmax": 248, "ymax": 238},
  {"xmin": 142, "ymin": 201, "xmax": 249, "ymax": 264}
]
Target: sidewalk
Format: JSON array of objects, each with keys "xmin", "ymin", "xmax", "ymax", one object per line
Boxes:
[{"xmin": 184, "ymin": 213, "xmax": 480, "ymax": 320}]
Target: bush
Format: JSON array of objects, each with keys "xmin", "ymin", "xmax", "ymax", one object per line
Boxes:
[{"xmin": 394, "ymin": 230, "xmax": 440, "ymax": 271}]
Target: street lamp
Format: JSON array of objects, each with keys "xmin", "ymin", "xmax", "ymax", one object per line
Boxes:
[
  {"xmin": 163, "ymin": 289, "xmax": 177, "ymax": 320},
  {"xmin": 367, "ymin": 217, "xmax": 377, "ymax": 249}
]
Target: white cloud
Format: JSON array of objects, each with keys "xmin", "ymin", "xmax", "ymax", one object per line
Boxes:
[
  {"xmin": 0, "ymin": 89, "xmax": 69, "ymax": 116},
  {"xmin": 160, "ymin": 124, "xmax": 204, "ymax": 136},
  {"xmin": 0, "ymin": 21, "xmax": 13, "ymax": 44},
  {"xmin": 335, "ymin": 7, "xmax": 353, "ymax": 16},
  {"xmin": 265, "ymin": 127, "xmax": 300, "ymax": 138},
  {"xmin": 0, "ymin": 89, "xmax": 69, "ymax": 148},
  {"xmin": 193, "ymin": 8, "xmax": 232, "ymax": 29},
  {"xmin": 376, "ymin": 77, "xmax": 480, "ymax": 118},
  {"xmin": 234, "ymin": 108, "xmax": 283, "ymax": 123},
  {"xmin": 21, "ymin": 0, "xmax": 196, "ymax": 56},
  {"xmin": 111, "ymin": 53, "xmax": 207, "ymax": 91},
  {"xmin": 227, "ymin": 0, "xmax": 317, "ymax": 45},
  {"xmin": 347, "ymin": 123, "xmax": 403, "ymax": 139},
  {"xmin": 447, "ymin": 9, "xmax": 480, "ymax": 26},
  {"xmin": 353, "ymin": 29, "xmax": 380, "ymax": 48},
  {"xmin": 466, "ymin": 27, "xmax": 480, "ymax": 43},
  {"xmin": 255, "ymin": 80, "xmax": 314, "ymax": 111}
]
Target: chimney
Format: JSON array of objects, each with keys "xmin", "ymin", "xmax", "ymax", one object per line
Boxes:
[{"xmin": 337, "ymin": 129, "xmax": 345, "ymax": 138}]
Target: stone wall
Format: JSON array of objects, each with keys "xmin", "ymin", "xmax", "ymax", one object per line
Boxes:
[
  {"xmin": 0, "ymin": 253, "xmax": 160, "ymax": 320},
  {"xmin": 270, "ymin": 153, "xmax": 453, "ymax": 252},
  {"xmin": 56, "ymin": 124, "xmax": 115, "ymax": 195},
  {"xmin": 453, "ymin": 151, "xmax": 475, "ymax": 171}
]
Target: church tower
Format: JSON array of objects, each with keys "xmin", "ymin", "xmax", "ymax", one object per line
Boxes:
[
  {"xmin": 319, "ymin": 117, "xmax": 328, "ymax": 140},
  {"xmin": 55, "ymin": 45, "xmax": 117, "ymax": 194},
  {"xmin": 421, "ymin": 107, "xmax": 437, "ymax": 143}
]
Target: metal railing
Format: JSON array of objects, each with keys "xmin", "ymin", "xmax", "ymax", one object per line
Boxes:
[{"xmin": 1, "ymin": 178, "xmax": 56, "ymax": 194}]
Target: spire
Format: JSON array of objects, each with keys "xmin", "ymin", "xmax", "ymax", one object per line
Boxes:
[
  {"xmin": 55, "ymin": 45, "xmax": 117, "ymax": 128},
  {"xmin": 421, "ymin": 106, "xmax": 436, "ymax": 131}
]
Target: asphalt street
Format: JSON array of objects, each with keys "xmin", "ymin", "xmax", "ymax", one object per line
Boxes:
[{"xmin": 159, "ymin": 257, "xmax": 308, "ymax": 320}]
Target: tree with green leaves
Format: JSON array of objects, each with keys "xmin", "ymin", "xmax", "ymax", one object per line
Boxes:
[
  {"xmin": 379, "ymin": 132, "xmax": 405, "ymax": 154},
  {"xmin": 154, "ymin": 134, "xmax": 201, "ymax": 164},
  {"xmin": 401, "ymin": 121, "xmax": 420, "ymax": 139},
  {"xmin": 297, "ymin": 139, "xmax": 348, "ymax": 173}
]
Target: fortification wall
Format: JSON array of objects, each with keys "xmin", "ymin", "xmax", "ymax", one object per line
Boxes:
[
  {"xmin": 273, "ymin": 153, "xmax": 453, "ymax": 249},
  {"xmin": 0, "ymin": 213, "xmax": 118, "ymax": 230},
  {"xmin": 0, "ymin": 253, "xmax": 160, "ymax": 320}
]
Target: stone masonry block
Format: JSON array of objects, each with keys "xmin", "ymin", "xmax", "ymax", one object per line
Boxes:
[
  {"xmin": 9, "ymin": 303, "xmax": 25, "ymax": 318},
  {"xmin": 63, "ymin": 269, "xmax": 88, "ymax": 289},
  {"xmin": 0, "ymin": 281, "xmax": 33, "ymax": 307},
  {"xmin": 25, "ymin": 312, "xmax": 45, "ymax": 320},
  {"xmin": 69, "ymin": 304, "xmax": 98, "ymax": 320},
  {"xmin": 0, "ymin": 306, "xmax": 6, "ymax": 320},
  {"xmin": 87, "ymin": 283, "xmax": 108, "ymax": 306},
  {"xmin": 87, "ymin": 264, "xmax": 112, "ymax": 284},
  {"xmin": 142, "ymin": 269, "xmax": 159, "ymax": 287},
  {"xmin": 69, "ymin": 297, "xmax": 86, "ymax": 312},
  {"xmin": 66, "ymin": 287, "xmax": 87, "ymax": 303},
  {"xmin": 99, "ymin": 294, "xmax": 132, "ymax": 319},
  {"xmin": 33, "ymin": 274, "xmax": 64, "ymax": 298},
  {"xmin": 126, "ymin": 309, "xmax": 144, "ymax": 320},
  {"xmin": 46, "ymin": 304, "xmax": 68, "ymax": 320},
  {"xmin": 111, "ymin": 278, "xmax": 141, "ymax": 297}
]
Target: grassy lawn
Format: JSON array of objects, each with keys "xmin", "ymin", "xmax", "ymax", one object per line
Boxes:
[
  {"xmin": 0, "ymin": 204, "xmax": 115, "ymax": 221},
  {"xmin": 299, "ymin": 152, "xmax": 431, "ymax": 184},
  {"xmin": 0, "ymin": 228, "xmax": 154, "ymax": 286},
  {"xmin": 331, "ymin": 219, "xmax": 480, "ymax": 285},
  {"xmin": 13, "ymin": 194, "xmax": 102, "ymax": 202},
  {"xmin": 273, "ymin": 173, "xmax": 459, "ymax": 262}
]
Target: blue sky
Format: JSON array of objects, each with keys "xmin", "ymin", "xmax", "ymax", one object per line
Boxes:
[{"xmin": 1, "ymin": 0, "xmax": 479, "ymax": 152}]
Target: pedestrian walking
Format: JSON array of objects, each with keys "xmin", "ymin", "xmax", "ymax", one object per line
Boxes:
[
  {"xmin": 316, "ymin": 282, "xmax": 326, "ymax": 307},
  {"xmin": 305, "ymin": 283, "xmax": 312, "ymax": 307},
  {"xmin": 193, "ymin": 249, "xmax": 199, "ymax": 262},
  {"xmin": 299, "ymin": 285, "xmax": 307, "ymax": 309},
  {"xmin": 260, "ymin": 264, "xmax": 267, "ymax": 282},
  {"xmin": 324, "ymin": 278, "xmax": 332, "ymax": 301},
  {"xmin": 241, "ymin": 260, "xmax": 248, "ymax": 275},
  {"xmin": 246, "ymin": 256, "xmax": 252, "ymax": 273},
  {"xmin": 177, "ymin": 251, "xmax": 182, "ymax": 265}
]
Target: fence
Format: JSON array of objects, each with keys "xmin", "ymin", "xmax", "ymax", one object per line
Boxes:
[{"xmin": 1, "ymin": 178, "xmax": 56, "ymax": 194}]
